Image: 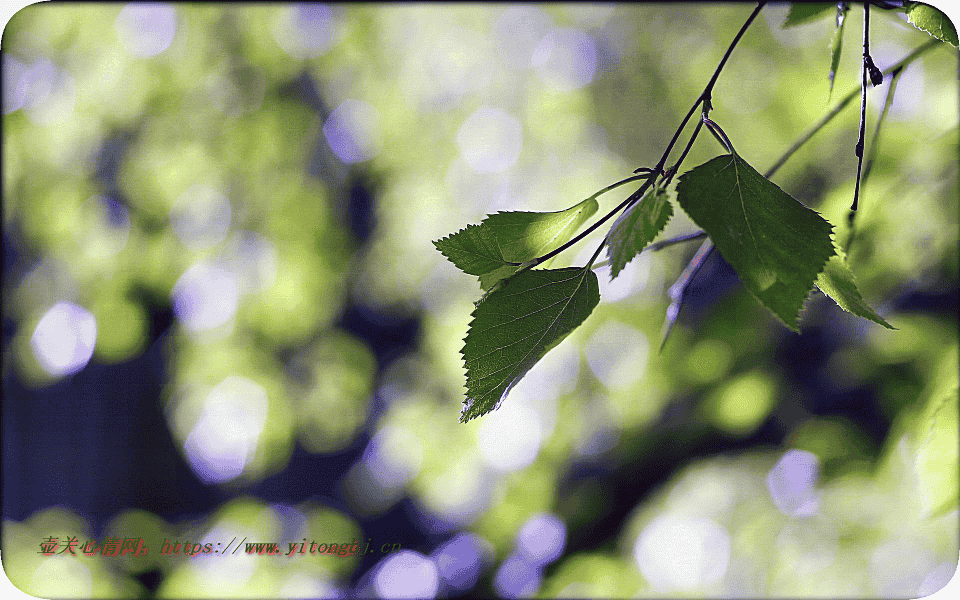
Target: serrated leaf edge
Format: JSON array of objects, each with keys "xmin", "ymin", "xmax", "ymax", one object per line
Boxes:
[
  {"xmin": 458, "ymin": 267, "xmax": 596, "ymax": 422},
  {"xmin": 606, "ymin": 188, "xmax": 673, "ymax": 280}
]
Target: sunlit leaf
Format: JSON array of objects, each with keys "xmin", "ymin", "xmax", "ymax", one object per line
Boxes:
[
  {"xmin": 829, "ymin": 3, "xmax": 849, "ymax": 98},
  {"xmin": 479, "ymin": 264, "xmax": 522, "ymax": 291},
  {"xmin": 904, "ymin": 345, "xmax": 960, "ymax": 517},
  {"xmin": 605, "ymin": 187, "xmax": 673, "ymax": 280},
  {"xmin": 915, "ymin": 384, "xmax": 959, "ymax": 516},
  {"xmin": 815, "ymin": 246, "xmax": 895, "ymax": 329},
  {"xmin": 433, "ymin": 198, "xmax": 599, "ymax": 289},
  {"xmin": 783, "ymin": 2, "xmax": 835, "ymax": 27},
  {"xmin": 675, "ymin": 153, "xmax": 835, "ymax": 331},
  {"xmin": 433, "ymin": 223, "xmax": 505, "ymax": 276},
  {"xmin": 460, "ymin": 267, "xmax": 599, "ymax": 422},
  {"xmin": 904, "ymin": 2, "xmax": 959, "ymax": 46}
]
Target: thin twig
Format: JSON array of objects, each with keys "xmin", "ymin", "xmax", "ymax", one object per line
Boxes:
[
  {"xmin": 765, "ymin": 39, "xmax": 938, "ymax": 177},
  {"xmin": 582, "ymin": 2, "xmax": 768, "ymax": 267},
  {"xmin": 658, "ymin": 40, "xmax": 939, "ymax": 351},
  {"xmin": 575, "ymin": 38, "xmax": 936, "ymax": 280},
  {"xmin": 850, "ymin": 2, "xmax": 870, "ymax": 220},
  {"xmin": 863, "ymin": 69, "xmax": 903, "ymax": 199},
  {"xmin": 845, "ymin": 66, "xmax": 903, "ymax": 254},
  {"xmin": 647, "ymin": 230, "xmax": 709, "ymax": 252},
  {"xmin": 652, "ymin": 2, "xmax": 768, "ymax": 186},
  {"xmin": 524, "ymin": 3, "xmax": 768, "ymax": 273}
]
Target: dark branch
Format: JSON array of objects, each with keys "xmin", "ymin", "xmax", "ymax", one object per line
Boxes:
[
  {"xmin": 850, "ymin": 2, "xmax": 871, "ymax": 218},
  {"xmin": 653, "ymin": 1, "xmax": 767, "ymax": 178},
  {"xmin": 846, "ymin": 65, "xmax": 903, "ymax": 254}
]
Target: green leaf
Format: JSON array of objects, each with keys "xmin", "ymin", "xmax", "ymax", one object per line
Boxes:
[
  {"xmin": 605, "ymin": 187, "xmax": 673, "ymax": 279},
  {"xmin": 459, "ymin": 267, "xmax": 599, "ymax": 422},
  {"xmin": 815, "ymin": 246, "xmax": 895, "ymax": 329},
  {"xmin": 675, "ymin": 153, "xmax": 835, "ymax": 331},
  {"xmin": 828, "ymin": 3, "xmax": 849, "ymax": 98},
  {"xmin": 433, "ymin": 198, "xmax": 599, "ymax": 287},
  {"xmin": 783, "ymin": 2, "xmax": 835, "ymax": 27},
  {"xmin": 479, "ymin": 264, "xmax": 521, "ymax": 291},
  {"xmin": 904, "ymin": 2, "xmax": 959, "ymax": 47},
  {"xmin": 915, "ymin": 384, "xmax": 959, "ymax": 516},
  {"xmin": 433, "ymin": 222, "xmax": 505, "ymax": 276},
  {"xmin": 907, "ymin": 345, "xmax": 959, "ymax": 517}
]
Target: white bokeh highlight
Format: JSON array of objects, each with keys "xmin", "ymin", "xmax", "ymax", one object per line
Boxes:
[
  {"xmin": 869, "ymin": 538, "xmax": 936, "ymax": 597},
  {"xmin": 30, "ymin": 556, "xmax": 92, "ymax": 598},
  {"xmin": 115, "ymin": 4, "xmax": 178, "ymax": 58},
  {"xmin": 431, "ymin": 533, "xmax": 491, "ymax": 593},
  {"xmin": 279, "ymin": 572, "xmax": 341, "ymax": 598},
  {"xmin": 373, "ymin": 550, "xmax": 440, "ymax": 599},
  {"xmin": 3, "ymin": 55, "xmax": 29, "ymax": 114},
  {"xmin": 493, "ymin": 552, "xmax": 542, "ymax": 599},
  {"xmin": 365, "ymin": 425, "xmax": 423, "ymax": 490},
  {"xmin": 341, "ymin": 426, "xmax": 424, "ymax": 518},
  {"xmin": 272, "ymin": 4, "xmax": 341, "ymax": 59},
  {"xmin": 456, "ymin": 106, "xmax": 523, "ymax": 173},
  {"xmin": 19, "ymin": 59, "xmax": 77, "ymax": 125},
  {"xmin": 766, "ymin": 449, "xmax": 820, "ymax": 516},
  {"xmin": 585, "ymin": 321, "xmax": 649, "ymax": 390},
  {"xmin": 190, "ymin": 524, "xmax": 256, "ymax": 591},
  {"xmin": 516, "ymin": 513, "xmax": 566, "ymax": 567},
  {"xmin": 477, "ymin": 400, "xmax": 543, "ymax": 472},
  {"xmin": 183, "ymin": 376, "xmax": 269, "ymax": 484},
  {"xmin": 220, "ymin": 231, "xmax": 278, "ymax": 295},
  {"xmin": 918, "ymin": 561, "xmax": 957, "ymax": 597},
  {"xmin": 172, "ymin": 262, "xmax": 239, "ymax": 331},
  {"xmin": 492, "ymin": 6, "xmax": 554, "ymax": 70},
  {"xmin": 634, "ymin": 514, "xmax": 731, "ymax": 591},
  {"xmin": 31, "ymin": 302, "xmax": 97, "ymax": 377},
  {"xmin": 532, "ymin": 28, "xmax": 597, "ymax": 91}
]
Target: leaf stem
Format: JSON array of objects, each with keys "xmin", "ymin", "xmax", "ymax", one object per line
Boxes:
[
  {"xmin": 589, "ymin": 230, "xmax": 710, "ymax": 271},
  {"xmin": 664, "ymin": 117, "xmax": 705, "ymax": 186},
  {"xmin": 587, "ymin": 173, "xmax": 654, "ymax": 201},
  {"xmin": 648, "ymin": 230, "xmax": 709, "ymax": 252},
  {"xmin": 703, "ymin": 116, "xmax": 737, "ymax": 155}
]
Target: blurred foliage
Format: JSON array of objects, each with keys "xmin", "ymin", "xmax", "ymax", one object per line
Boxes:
[{"xmin": 2, "ymin": 3, "xmax": 957, "ymax": 598}]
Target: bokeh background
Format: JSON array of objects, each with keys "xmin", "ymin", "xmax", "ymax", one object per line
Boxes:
[{"xmin": 2, "ymin": 3, "xmax": 958, "ymax": 598}]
